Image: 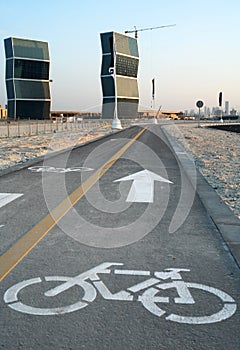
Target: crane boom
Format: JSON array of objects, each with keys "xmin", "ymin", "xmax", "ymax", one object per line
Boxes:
[{"xmin": 125, "ymin": 24, "xmax": 176, "ymax": 38}]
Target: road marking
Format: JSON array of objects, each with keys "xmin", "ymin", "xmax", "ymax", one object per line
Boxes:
[
  {"xmin": 0, "ymin": 193, "xmax": 23, "ymax": 209},
  {"xmin": 4, "ymin": 276, "xmax": 90, "ymax": 316},
  {"xmin": 114, "ymin": 169, "xmax": 173, "ymax": 203},
  {"xmin": 4, "ymin": 262, "xmax": 237, "ymax": 323},
  {"xmin": 114, "ymin": 269, "xmax": 150, "ymax": 276},
  {"xmin": 28, "ymin": 166, "xmax": 94, "ymax": 173},
  {"xmin": 0, "ymin": 128, "xmax": 146, "ymax": 281}
]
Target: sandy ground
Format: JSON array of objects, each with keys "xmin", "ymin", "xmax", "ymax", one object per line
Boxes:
[
  {"xmin": 0, "ymin": 127, "xmax": 112, "ymax": 170},
  {"xmin": 168, "ymin": 123, "xmax": 240, "ymax": 219}
]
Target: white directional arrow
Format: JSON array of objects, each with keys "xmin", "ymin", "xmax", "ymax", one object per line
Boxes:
[
  {"xmin": 0, "ymin": 193, "xmax": 23, "ymax": 209},
  {"xmin": 114, "ymin": 169, "xmax": 173, "ymax": 203}
]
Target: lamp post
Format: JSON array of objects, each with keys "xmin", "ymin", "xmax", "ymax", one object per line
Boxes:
[
  {"xmin": 111, "ymin": 71, "xmax": 122, "ymax": 129},
  {"xmin": 110, "ymin": 38, "xmax": 122, "ymax": 130},
  {"xmin": 219, "ymin": 92, "xmax": 223, "ymax": 123},
  {"xmin": 152, "ymin": 78, "xmax": 157, "ymax": 124}
]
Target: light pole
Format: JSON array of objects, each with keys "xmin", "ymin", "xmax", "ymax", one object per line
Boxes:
[
  {"xmin": 219, "ymin": 92, "xmax": 223, "ymax": 123},
  {"xmin": 152, "ymin": 78, "xmax": 158, "ymax": 124},
  {"xmin": 110, "ymin": 38, "xmax": 122, "ymax": 130},
  {"xmin": 111, "ymin": 72, "xmax": 122, "ymax": 129}
]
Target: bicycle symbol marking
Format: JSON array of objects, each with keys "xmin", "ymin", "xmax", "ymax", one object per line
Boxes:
[
  {"xmin": 4, "ymin": 262, "xmax": 237, "ymax": 324},
  {"xmin": 28, "ymin": 166, "xmax": 94, "ymax": 173}
]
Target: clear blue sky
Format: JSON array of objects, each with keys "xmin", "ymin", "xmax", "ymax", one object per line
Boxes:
[{"xmin": 0, "ymin": 0, "xmax": 239, "ymax": 112}]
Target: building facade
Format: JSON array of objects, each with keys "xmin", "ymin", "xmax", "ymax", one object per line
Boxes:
[
  {"xmin": 100, "ymin": 31, "xmax": 139, "ymax": 119},
  {"xmin": 4, "ymin": 37, "xmax": 51, "ymax": 119}
]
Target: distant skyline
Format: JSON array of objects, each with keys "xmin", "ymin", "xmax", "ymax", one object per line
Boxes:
[{"xmin": 0, "ymin": 0, "xmax": 239, "ymax": 113}]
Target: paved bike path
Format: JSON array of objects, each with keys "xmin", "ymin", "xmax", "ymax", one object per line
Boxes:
[{"xmin": 0, "ymin": 125, "xmax": 239, "ymax": 350}]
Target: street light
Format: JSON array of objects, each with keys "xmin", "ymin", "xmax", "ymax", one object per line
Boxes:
[
  {"xmin": 110, "ymin": 38, "xmax": 122, "ymax": 130},
  {"xmin": 110, "ymin": 67, "xmax": 122, "ymax": 130},
  {"xmin": 219, "ymin": 92, "xmax": 223, "ymax": 123}
]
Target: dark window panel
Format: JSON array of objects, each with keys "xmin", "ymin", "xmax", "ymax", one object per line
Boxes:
[
  {"xmin": 16, "ymin": 101, "xmax": 50, "ymax": 119},
  {"xmin": 14, "ymin": 59, "xmax": 49, "ymax": 80},
  {"xmin": 101, "ymin": 54, "xmax": 113, "ymax": 76},
  {"xmin": 100, "ymin": 32, "xmax": 113, "ymax": 54},
  {"xmin": 6, "ymin": 81, "xmax": 15, "ymax": 99},
  {"xmin": 15, "ymin": 80, "xmax": 50, "ymax": 99},
  {"xmin": 102, "ymin": 98, "xmax": 115, "ymax": 119},
  {"xmin": 116, "ymin": 55, "xmax": 139, "ymax": 78},
  {"xmin": 101, "ymin": 77, "xmax": 115, "ymax": 97},
  {"xmin": 12, "ymin": 38, "xmax": 49, "ymax": 60},
  {"xmin": 7, "ymin": 101, "xmax": 15, "ymax": 118},
  {"xmin": 4, "ymin": 38, "xmax": 13, "ymax": 58},
  {"xmin": 6, "ymin": 59, "xmax": 14, "ymax": 79}
]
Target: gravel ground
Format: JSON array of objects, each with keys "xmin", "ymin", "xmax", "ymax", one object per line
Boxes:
[
  {"xmin": 0, "ymin": 122, "xmax": 239, "ymax": 220},
  {"xmin": 165, "ymin": 123, "xmax": 240, "ymax": 220},
  {"xmin": 0, "ymin": 126, "xmax": 112, "ymax": 170}
]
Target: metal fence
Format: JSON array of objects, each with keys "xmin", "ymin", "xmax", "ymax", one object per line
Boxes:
[{"xmin": 0, "ymin": 119, "xmax": 114, "ymax": 138}]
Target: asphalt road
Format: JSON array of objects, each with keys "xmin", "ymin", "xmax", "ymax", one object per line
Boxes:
[{"xmin": 0, "ymin": 125, "xmax": 239, "ymax": 350}]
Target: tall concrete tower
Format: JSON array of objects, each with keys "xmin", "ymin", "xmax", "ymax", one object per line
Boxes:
[
  {"xmin": 100, "ymin": 31, "xmax": 139, "ymax": 119},
  {"xmin": 4, "ymin": 37, "xmax": 51, "ymax": 119}
]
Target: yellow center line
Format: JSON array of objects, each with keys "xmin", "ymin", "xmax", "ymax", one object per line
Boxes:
[{"xmin": 0, "ymin": 127, "xmax": 146, "ymax": 281}]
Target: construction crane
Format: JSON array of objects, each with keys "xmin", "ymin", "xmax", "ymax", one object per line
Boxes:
[{"xmin": 125, "ymin": 24, "xmax": 176, "ymax": 39}]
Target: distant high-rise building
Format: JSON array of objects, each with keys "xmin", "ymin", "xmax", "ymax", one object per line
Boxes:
[
  {"xmin": 225, "ymin": 101, "xmax": 229, "ymax": 115},
  {"xmin": 4, "ymin": 37, "xmax": 51, "ymax": 119},
  {"xmin": 230, "ymin": 108, "xmax": 237, "ymax": 116},
  {"xmin": 212, "ymin": 106, "xmax": 221, "ymax": 117},
  {"xmin": 100, "ymin": 31, "xmax": 139, "ymax": 119}
]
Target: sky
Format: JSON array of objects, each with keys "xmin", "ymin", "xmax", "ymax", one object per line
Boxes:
[{"xmin": 0, "ymin": 0, "xmax": 239, "ymax": 113}]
